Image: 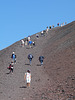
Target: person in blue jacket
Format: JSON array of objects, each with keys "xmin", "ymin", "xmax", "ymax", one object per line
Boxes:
[
  {"xmin": 28, "ymin": 40, "xmax": 33, "ymax": 48},
  {"xmin": 11, "ymin": 52, "xmax": 16, "ymax": 64}
]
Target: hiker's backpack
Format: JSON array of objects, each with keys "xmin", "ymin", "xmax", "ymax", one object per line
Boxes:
[
  {"xmin": 12, "ymin": 54, "xmax": 16, "ymax": 59},
  {"xmin": 8, "ymin": 64, "xmax": 11, "ymax": 69},
  {"xmin": 39, "ymin": 56, "xmax": 44, "ymax": 61},
  {"xmin": 28, "ymin": 54, "xmax": 33, "ymax": 59}
]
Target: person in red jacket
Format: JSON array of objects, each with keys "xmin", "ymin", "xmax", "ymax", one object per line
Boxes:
[{"xmin": 7, "ymin": 62, "xmax": 14, "ymax": 74}]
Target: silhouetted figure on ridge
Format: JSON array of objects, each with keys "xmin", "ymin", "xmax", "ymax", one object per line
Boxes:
[
  {"xmin": 49, "ymin": 25, "xmax": 51, "ymax": 29},
  {"xmin": 57, "ymin": 23, "xmax": 59, "ymax": 26}
]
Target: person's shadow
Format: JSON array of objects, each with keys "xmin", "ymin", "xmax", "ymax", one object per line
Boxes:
[
  {"xmin": 6, "ymin": 72, "xmax": 10, "ymax": 74},
  {"xmin": 20, "ymin": 86, "xmax": 27, "ymax": 88},
  {"xmin": 37, "ymin": 64, "xmax": 41, "ymax": 66},
  {"xmin": 25, "ymin": 64, "xmax": 30, "ymax": 65}
]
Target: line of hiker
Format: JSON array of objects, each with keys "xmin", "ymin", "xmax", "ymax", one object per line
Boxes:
[
  {"xmin": 7, "ymin": 31, "xmax": 46, "ymax": 88},
  {"xmin": 6, "ymin": 21, "xmax": 68, "ymax": 89},
  {"xmin": 45, "ymin": 22, "xmax": 67, "ymax": 32},
  {"xmin": 23, "ymin": 21, "xmax": 67, "ymax": 87}
]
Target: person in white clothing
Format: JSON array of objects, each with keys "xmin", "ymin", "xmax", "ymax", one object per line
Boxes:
[
  {"xmin": 27, "ymin": 36, "xmax": 31, "ymax": 41},
  {"xmin": 21, "ymin": 40, "xmax": 25, "ymax": 47},
  {"xmin": 24, "ymin": 70, "xmax": 31, "ymax": 87}
]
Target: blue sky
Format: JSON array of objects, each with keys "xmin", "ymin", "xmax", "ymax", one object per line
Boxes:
[{"xmin": 0, "ymin": 0, "xmax": 75, "ymax": 50}]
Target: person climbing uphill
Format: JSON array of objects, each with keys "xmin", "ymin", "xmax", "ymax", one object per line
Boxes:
[
  {"xmin": 11, "ymin": 52, "xmax": 16, "ymax": 64},
  {"xmin": 24, "ymin": 70, "xmax": 31, "ymax": 87},
  {"xmin": 28, "ymin": 40, "xmax": 33, "ymax": 48},
  {"xmin": 49, "ymin": 25, "xmax": 51, "ymax": 30},
  {"xmin": 46, "ymin": 26, "xmax": 49, "ymax": 34},
  {"xmin": 7, "ymin": 61, "xmax": 14, "ymax": 74},
  {"xmin": 39, "ymin": 56, "xmax": 44, "ymax": 65},
  {"xmin": 21, "ymin": 40, "xmax": 25, "ymax": 47},
  {"xmin": 41, "ymin": 31, "xmax": 44, "ymax": 36},
  {"xmin": 27, "ymin": 36, "xmax": 31, "ymax": 41},
  {"xmin": 28, "ymin": 54, "xmax": 33, "ymax": 65},
  {"xmin": 36, "ymin": 34, "xmax": 39, "ymax": 39},
  {"xmin": 32, "ymin": 41, "xmax": 35, "ymax": 47}
]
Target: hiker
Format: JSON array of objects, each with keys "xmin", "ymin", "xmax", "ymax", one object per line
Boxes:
[
  {"xmin": 63, "ymin": 22, "xmax": 64, "ymax": 26},
  {"xmin": 28, "ymin": 40, "xmax": 33, "ymax": 48},
  {"xmin": 24, "ymin": 70, "xmax": 31, "ymax": 87},
  {"xmin": 24, "ymin": 37, "xmax": 27, "ymax": 42},
  {"xmin": 49, "ymin": 25, "xmax": 51, "ymax": 29},
  {"xmin": 52, "ymin": 25, "xmax": 54, "ymax": 28},
  {"xmin": 25, "ymin": 40, "xmax": 28, "ymax": 46},
  {"xmin": 27, "ymin": 36, "xmax": 31, "ymax": 41},
  {"xmin": 57, "ymin": 23, "xmax": 59, "ymax": 26},
  {"xmin": 65, "ymin": 22, "xmax": 67, "ymax": 25},
  {"xmin": 46, "ymin": 26, "xmax": 48, "ymax": 29},
  {"xmin": 28, "ymin": 54, "xmax": 33, "ymax": 65},
  {"xmin": 46, "ymin": 26, "xmax": 49, "ymax": 34},
  {"xmin": 7, "ymin": 61, "xmax": 14, "ymax": 74},
  {"xmin": 11, "ymin": 52, "xmax": 16, "ymax": 64},
  {"xmin": 61, "ymin": 23, "xmax": 63, "ymax": 27},
  {"xmin": 32, "ymin": 41, "xmax": 35, "ymax": 46},
  {"xmin": 36, "ymin": 34, "xmax": 39, "ymax": 39},
  {"xmin": 41, "ymin": 31, "xmax": 44, "ymax": 36},
  {"xmin": 21, "ymin": 40, "xmax": 25, "ymax": 47},
  {"xmin": 39, "ymin": 56, "xmax": 44, "ymax": 65}
]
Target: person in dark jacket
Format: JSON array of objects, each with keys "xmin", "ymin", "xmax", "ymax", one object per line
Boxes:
[
  {"xmin": 28, "ymin": 54, "xmax": 33, "ymax": 65},
  {"xmin": 32, "ymin": 41, "xmax": 35, "ymax": 46},
  {"xmin": 39, "ymin": 56, "xmax": 44, "ymax": 65},
  {"xmin": 7, "ymin": 61, "xmax": 14, "ymax": 74}
]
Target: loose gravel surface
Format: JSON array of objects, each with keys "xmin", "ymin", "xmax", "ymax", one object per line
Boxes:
[{"xmin": 0, "ymin": 21, "xmax": 75, "ymax": 100}]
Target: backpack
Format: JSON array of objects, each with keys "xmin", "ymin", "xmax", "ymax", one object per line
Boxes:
[
  {"xmin": 12, "ymin": 54, "xmax": 15, "ymax": 59},
  {"xmin": 39, "ymin": 56, "xmax": 44, "ymax": 61},
  {"xmin": 8, "ymin": 64, "xmax": 11, "ymax": 69},
  {"xmin": 28, "ymin": 54, "xmax": 33, "ymax": 59},
  {"xmin": 30, "ymin": 54, "xmax": 32, "ymax": 58}
]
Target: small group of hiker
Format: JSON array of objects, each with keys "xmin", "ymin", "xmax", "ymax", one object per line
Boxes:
[
  {"xmin": 24, "ymin": 54, "xmax": 44, "ymax": 87},
  {"xmin": 57, "ymin": 22, "xmax": 67, "ymax": 27},
  {"xmin": 21, "ymin": 36, "xmax": 35, "ymax": 48},
  {"xmin": 27, "ymin": 54, "xmax": 44, "ymax": 66},
  {"xmin": 7, "ymin": 52, "xmax": 16, "ymax": 74},
  {"xmin": 7, "ymin": 51, "xmax": 44, "ymax": 87},
  {"xmin": 45, "ymin": 22, "xmax": 67, "ymax": 32}
]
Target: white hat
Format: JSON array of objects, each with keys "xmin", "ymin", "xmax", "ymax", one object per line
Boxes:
[{"xmin": 13, "ymin": 52, "xmax": 15, "ymax": 54}]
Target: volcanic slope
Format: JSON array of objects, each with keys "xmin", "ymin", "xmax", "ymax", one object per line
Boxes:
[{"xmin": 0, "ymin": 21, "xmax": 75, "ymax": 100}]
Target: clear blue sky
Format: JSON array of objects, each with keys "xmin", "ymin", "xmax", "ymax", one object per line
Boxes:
[{"xmin": 0, "ymin": 0, "xmax": 75, "ymax": 50}]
